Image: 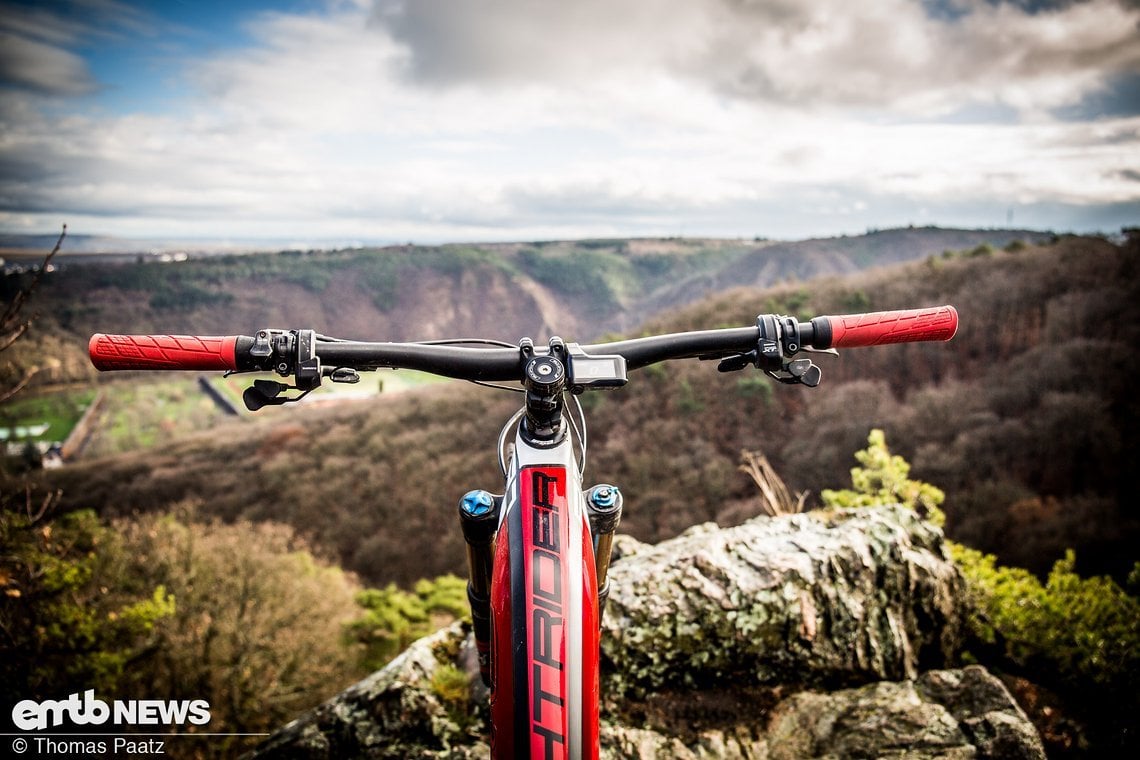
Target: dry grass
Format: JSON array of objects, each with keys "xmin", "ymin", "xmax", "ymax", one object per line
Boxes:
[{"xmin": 738, "ymin": 449, "xmax": 807, "ymax": 516}]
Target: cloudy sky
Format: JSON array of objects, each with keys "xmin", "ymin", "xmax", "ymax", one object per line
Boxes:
[{"xmin": 1, "ymin": 0, "xmax": 1137, "ymax": 245}]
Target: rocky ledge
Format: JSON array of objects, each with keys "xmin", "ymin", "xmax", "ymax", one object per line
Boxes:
[{"xmin": 250, "ymin": 505, "xmax": 1045, "ymax": 759}]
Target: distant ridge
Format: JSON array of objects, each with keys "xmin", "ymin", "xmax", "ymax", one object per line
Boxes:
[
  {"xmin": 622, "ymin": 227, "xmax": 1053, "ymax": 331},
  {"xmin": 1, "ymin": 226, "xmax": 1051, "ymax": 260},
  {"xmin": 11, "ymin": 227, "xmax": 1055, "ymax": 346},
  {"xmin": 0, "ymin": 233, "xmax": 301, "ymax": 257}
]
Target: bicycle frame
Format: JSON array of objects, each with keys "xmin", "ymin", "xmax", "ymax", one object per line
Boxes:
[{"xmin": 488, "ymin": 422, "xmax": 600, "ymax": 759}]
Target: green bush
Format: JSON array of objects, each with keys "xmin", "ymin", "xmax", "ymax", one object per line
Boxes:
[
  {"xmin": 763, "ymin": 288, "xmax": 812, "ymax": 321},
  {"xmin": 112, "ymin": 512, "xmax": 365, "ymax": 739},
  {"xmin": 821, "ymin": 430, "xmax": 1140, "ymax": 753},
  {"xmin": 346, "ymin": 574, "xmax": 469, "ymax": 671},
  {"xmin": 0, "ymin": 509, "xmax": 176, "ymax": 701},
  {"xmin": 676, "ymin": 377, "xmax": 704, "ymax": 414},
  {"xmin": 953, "ymin": 546, "xmax": 1140, "ymax": 685},
  {"xmin": 953, "ymin": 544, "xmax": 1140, "ymax": 752},
  {"xmin": 842, "ymin": 289, "xmax": 872, "ymax": 312},
  {"xmin": 431, "ymin": 662, "xmax": 472, "ymax": 720},
  {"xmin": 735, "ymin": 374, "xmax": 773, "ymax": 404},
  {"xmin": 0, "ymin": 507, "xmax": 368, "ymax": 752},
  {"xmin": 821, "ymin": 428, "xmax": 945, "ymax": 525}
]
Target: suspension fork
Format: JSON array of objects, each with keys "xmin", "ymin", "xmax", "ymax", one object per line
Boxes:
[
  {"xmin": 458, "ymin": 489, "xmax": 502, "ymax": 685},
  {"xmin": 584, "ymin": 485, "xmax": 622, "ymax": 618},
  {"xmin": 459, "ymin": 481, "xmax": 623, "ymax": 681}
]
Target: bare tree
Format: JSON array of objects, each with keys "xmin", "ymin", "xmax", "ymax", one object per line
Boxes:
[
  {"xmin": 1, "ymin": 225, "xmax": 66, "ymax": 516},
  {"xmin": 1, "ymin": 225, "xmax": 67, "ymax": 404}
]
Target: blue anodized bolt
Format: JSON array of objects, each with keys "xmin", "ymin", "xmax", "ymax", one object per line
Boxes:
[
  {"xmin": 460, "ymin": 489, "xmax": 495, "ymax": 517},
  {"xmin": 589, "ymin": 485, "xmax": 619, "ymax": 509}
]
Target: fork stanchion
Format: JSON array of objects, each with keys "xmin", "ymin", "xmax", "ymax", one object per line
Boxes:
[
  {"xmin": 459, "ymin": 489, "xmax": 500, "ymax": 685},
  {"xmin": 586, "ymin": 484, "xmax": 623, "ymax": 621}
]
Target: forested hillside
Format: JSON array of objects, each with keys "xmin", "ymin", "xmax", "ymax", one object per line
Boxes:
[
  {"xmin": 25, "ymin": 232, "xmax": 1139, "ymax": 584},
  {"xmin": 1, "ymin": 227, "xmax": 1047, "ymax": 394}
]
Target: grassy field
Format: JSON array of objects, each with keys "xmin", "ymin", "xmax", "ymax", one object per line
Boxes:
[
  {"xmin": 0, "ymin": 387, "xmax": 96, "ymax": 445},
  {"xmin": 75, "ymin": 369, "xmax": 454, "ymax": 458},
  {"xmin": 81, "ymin": 378, "xmax": 234, "ymax": 457},
  {"xmin": 209, "ymin": 368, "xmax": 452, "ymax": 412}
]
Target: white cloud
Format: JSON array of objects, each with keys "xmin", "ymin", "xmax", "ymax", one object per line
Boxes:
[
  {"xmin": 0, "ymin": 0, "xmax": 155, "ymax": 95},
  {"xmin": 0, "ymin": 0, "xmax": 1137, "ymax": 241},
  {"xmin": 376, "ymin": 0, "xmax": 1140, "ymax": 115},
  {"xmin": 0, "ymin": 31, "xmax": 98, "ymax": 95}
]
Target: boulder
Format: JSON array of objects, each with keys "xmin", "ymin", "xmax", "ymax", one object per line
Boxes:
[
  {"xmin": 250, "ymin": 506, "xmax": 1044, "ymax": 759},
  {"xmin": 249, "ymin": 623, "xmax": 489, "ymax": 759},
  {"xmin": 602, "ymin": 505, "xmax": 966, "ymax": 697},
  {"xmin": 763, "ymin": 666, "xmax": 1046, "ymax": 760}
]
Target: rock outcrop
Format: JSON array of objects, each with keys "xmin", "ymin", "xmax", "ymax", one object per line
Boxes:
[
  {"xmin": 602, "ymin": 506, "xmax": 965, "ymax": 697},
  {"xmin": 251, "ymin": 506, "xmax": 1045, "ymax": 759}
]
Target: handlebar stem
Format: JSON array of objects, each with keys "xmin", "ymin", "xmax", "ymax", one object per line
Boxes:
[{"xmin": 521, "ymin": 338, "xmax": 568, "ymax": 443}]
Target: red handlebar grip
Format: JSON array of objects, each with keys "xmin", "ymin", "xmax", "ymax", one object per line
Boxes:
[
  {"xmin": 823, "ymin": 305, "xmax": 958, "ymax": 348},
  {"xmin": 89, "ymin": 334, "xmax": 239, "ymax": 371}
]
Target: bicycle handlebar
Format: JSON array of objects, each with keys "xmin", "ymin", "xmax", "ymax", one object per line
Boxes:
[{"xmin": 89, "ymin": 305, "xmax": 958, "ymax": 381}]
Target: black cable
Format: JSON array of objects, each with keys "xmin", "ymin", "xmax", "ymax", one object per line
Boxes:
[
  {"xmin": 416, "ymin": 338, "xmax": 518, "ymax": 349},
  {"xmin": 467, "ymin": 379, "xmax": 525, "ymax": 393}
]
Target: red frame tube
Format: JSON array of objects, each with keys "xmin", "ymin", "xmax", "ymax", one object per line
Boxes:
[{"xmin": 491, "ymin": 463, "xmax": 600, "ymax": 760}]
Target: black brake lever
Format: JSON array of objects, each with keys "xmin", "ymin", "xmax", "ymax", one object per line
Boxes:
[
  {"xmin": 717, "ymin": 351, "xmax": 756, "ymax": 373},
  {"xmin": 766, "ymin": 358, "xmax": 822, "ymax": 387},
  {"xmin": 241, "ymin": 379, "xmax": 318, "ymax": 411}
]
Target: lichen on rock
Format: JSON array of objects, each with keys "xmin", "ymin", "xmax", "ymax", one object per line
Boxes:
[
  {"xmin": 250, "ymin": 622, "xmax": 488, "ymax": 759},
  {"xmin": 602, "ymin": 505, "xmax": 966, "ymax": 698},
  {"xmin": 764, "ymin": 666, "xmax": 1044, "ymax": 760},
  {"xmin": 250, "ymin": 505, "xmax": 1043, "ymax": 759}
]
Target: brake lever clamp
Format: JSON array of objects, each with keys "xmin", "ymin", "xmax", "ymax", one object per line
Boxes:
[
  {"xmin": 238, "ymin": 328, "xmax": 324, "ymax": 411},
  {"xmin": 715, "ymin": 314, "xmax": 796, "ymax": 372},
  {"xmin": 715, "ymin": 313, "xmax": 827, "ymax": 386},
  {"xmin": 250, "ymin": 329, "xmax": 275, "ymax": 358}
]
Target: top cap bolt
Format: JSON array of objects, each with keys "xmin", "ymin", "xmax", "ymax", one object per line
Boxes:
[{"xmin": 460, "ymin": 490, "xmax": 494, "ymax": 517}]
